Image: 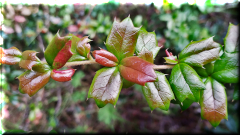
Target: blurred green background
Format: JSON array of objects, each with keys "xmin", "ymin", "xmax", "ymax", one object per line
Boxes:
[{"xmin": 0, "ymin": 0, "xmax": 239, "ymax": 133}]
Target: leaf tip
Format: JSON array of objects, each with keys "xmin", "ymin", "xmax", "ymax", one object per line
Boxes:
[{"xmin": 86, "ymin": 98, "xmax": 88, "ymax": 101}]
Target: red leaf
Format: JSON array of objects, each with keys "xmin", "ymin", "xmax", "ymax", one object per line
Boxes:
[
  {"xmin": 18, "ymin": 70, "xmax": 51, "ymax": 97},
  {"xmin": 0, "ymin": 47, "xmax": 22, "ymax": 65},
  {"xmin": 52, "ymin": 40, "xmax": 73, "ymax": 69},
  {"xmin": 119, "ymin": 56, "xmax": 157, "ymax": 86},
  {"xmin": 93, "ymin": 49, "xmax": 118, "ymax": 67},
  {"xmin": 51, "ymin": 69, "xmax": 76, "ymax": 82}
]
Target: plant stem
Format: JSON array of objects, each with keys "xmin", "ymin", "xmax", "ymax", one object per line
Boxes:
[
  {"xmin": 60, "ymin": 60, "xmax": 175, "ymax": 69},
  {"xmin": 153, "ymin": 65, "xmax": 175, "ymax": 70}
]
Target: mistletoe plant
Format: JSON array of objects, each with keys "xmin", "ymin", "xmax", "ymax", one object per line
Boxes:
[{"xmin": 0, "ymin": 16, "xmax": 239, "ymax": 127}]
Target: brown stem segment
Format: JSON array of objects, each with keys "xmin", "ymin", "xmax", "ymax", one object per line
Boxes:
[{"xmin": 42, "ymin": 60, "xmax": 175, "ymax": 69}]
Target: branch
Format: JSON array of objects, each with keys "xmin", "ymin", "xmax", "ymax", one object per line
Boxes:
[{"xmin": 42, "ymin": 60, "xmax": 175, "ymax": 69}]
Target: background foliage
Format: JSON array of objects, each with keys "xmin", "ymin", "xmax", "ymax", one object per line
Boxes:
[{"xmin": 0, "ymin": 0, "xmax": 239, "ymax": 133}]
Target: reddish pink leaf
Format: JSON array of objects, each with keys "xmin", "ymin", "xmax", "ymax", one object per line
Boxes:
[
  {"xmin": 0, "ymin": 47, "xmax": 22, "ymax": 65},
  {"xmin": 52, "ymin": 40, "xmax": 73, "ymax": 69},
  {"xmin": 119, "ymin": 56, "xmax": 157, "ymax": 86},
  {"xmin": 14, "ymin": 15, "xmax": 26, "ymax": 23},
  {"xmin": 93, "ymin": 49, "xmax": 118, "ymax": 67},
  {"xmin": 51, "ymin": 69, "xmax": 76, "ymax": 82}
]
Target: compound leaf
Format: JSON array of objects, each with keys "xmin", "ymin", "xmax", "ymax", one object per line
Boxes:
[
  {"xmin": 0, "ymin": 47, "xmax": 22, "ymax": 65},
  {"xmin": 105, "ymin": 17, "xmax": 140, "ymax": 61},
  {"xmin": 19, "ymin": 50, "xmax": 41, "ymax": 70},
  {"xmin": 200, "ymin": 77, "xmax": 228, "ymax": 127},
  {"xmin": 179, "ymin": 37, "xmax": 221, "ymax": 67},
  {"xmin": 212, "ymin": 52, "xmax": 238, "ymax": 83},
  {"xmin": 88, "ymin": 67, "xmax": 122, "ymax": 108},
  {"xmin": 18, "ymin": 70, "xmax": 51, "ymax": 97},
  {"xmin": 135, "ymin": 28, "xmax": 160, "ymax": 59},
  {"xmin": 224, "ymin": 23, "xmax": 239, "ymax": 53},
  {"xmin": 119, "ymin": 56, "xmax": 156, "ymax": 86},
  {"xmin": 169, "ymin": 63, "xmax": 205, "ymax": 102},
  {"xmin": 142, "ymin": 71, "xmax": 175, "ymax": 111}
]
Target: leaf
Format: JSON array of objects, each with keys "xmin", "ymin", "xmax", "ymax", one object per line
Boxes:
[
  {"xmin": 44, "ymin": 31, "xmax": 72, "ymax": 67},
  {"xmin": 105, "ymin": 17, "xmax": 141, "ymax": 61},
  {"xmin": 93, "ymin": 49, "xmax": 118, "ymax": 67},
  {"xmin": 138, "ymin": 48, "xmax": 154, "ymax": 63},
  {"xmin": 119, "ymin": 56, "xmax": 157, "ymax": 86},
  {"xmin": 0, "ymin": 47, "xmax": 22, "ymax": 65},
  {"xmin": 32, "ymin": 63, "xmax": 51, "ymax": 73},
  {"xmin": 142, "ymin": 71, "xmax": 175, "ymax": 111},
  {"xmin": 49, "ymin": 130, "xmax": 58, "ymax": 134},
  {"xmin": 233, "ymin": 84, "xmax": 238, "ymax": 101},
  {"xmin": 169, "ymin": 63, "xmax": 205, "ymax": 102},
  {"xmin": 71, "ymin": 71, "xmax": 85, "ymax": 88},
  {"xmin": 212, "ymin": 52, "xmax": 238, "ymax": 83},
  {"xmin": 50, "ymin": 69, "xmax": 75, "ymax": 82},
  {"xmin": 19, "ymin": 50, "xmax": 41, "ymax": 70},
  {"xmin": 193, "ymin": 62, "xmax": 214, "ymax": 77},
  {"xmin": 171, "ymin": 97, "xmax": 195, "ymax": 111},
  {"xmin": 164, "ymin": 49, "xmax": 178, "ymax": 64},
  {"xmin": 122, "ymin": 78, "xmax": 135, "ymax": 88},
  {"xmin": 224, "ymin": 23, "xmax": 239, "ymax": 53},
  {"xmin": 3, "ymin": 129, "xmax": 27, "ymax": 134},
  {"xmin": 88, "ymin": 67, "xmax": 122, "ymax": 108},
  {"xmin": 18, "ymin": 70, "xmax": 51, "ymax": 97},
  {"xmin": 178, "ymin": 37, "xmax": 221, "ymax": 67},
  {"xmin": 135, "ymin": 28, "xmax": 160, "ymax": 59},
  {"xmin": 97, "ymin": 104, "xmax": 124, "ymax": 130},
  {"xmin": 67, "ymin": 34, "xmax": 92, "ymax": 61},
  {"xmin": 200, "ymin": 77, "xmax": 228, "ymax": 127},
  {"xmin": 52, "ymin": 40, "xmax": 73, "ymax": 69}
]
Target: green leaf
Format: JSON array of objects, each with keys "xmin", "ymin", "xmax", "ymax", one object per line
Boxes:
[
  {"xmin": 200, "ymin": 77, "xmax": 228, "ymax": 127},
  {"xmin": 105, "ymin": 16, "xmax": 141, "ymax": 61},
  {"xmin": 19, "ymin": 50, "xmax": 41, "ymax": 70},
  {"xmin": 142, "ymin": 71, "xmax": 175, "ymax": 111},
  {"xmin": 224, "ymin": 23, "xmax": 239, "ymax": 53},
  {"xmin": 3, "ymin": 129, "xmax": 27, "ymax": 134},
  {"xmin": 88, "ymin": 67, "xmax": 123, "ymax": 108},
  {"xmin": 49, "ymin": 130, "xmax": 58, "ymax": 134},
  {"xmin": 233, "ymin": 84, "xmax": 239, "ymax": 101},
  {"xmin": 18, "ymin": 70, "xmax": 51, "ymax": 97},
  {"xmin": 71, "ymin": 71, "xmax": 85, "ymax": 88},
  {"xmin": 212, "ymin": 52, "xmax": 238, "ymax": 83},
  {"xmin": 97, "ymin": 104, "xmax": 124, "ymax": 130},
  {"xmin": 171, "ymin": 97, "xmax": 195, "ymax": 111},
  {"xmin": 44, "ymin": 31, "xmax": 72, "ymax": 67},
  {"xmin": 193, "ymin": 62, "xmax": 214, "ymax": 77},
  {"xmin": 135, "ymin": 28, "xmax": 160, "ymax": 59},
  {"xmin": 178, "ymin": 37, "xmax": 221, "ymax": 67},
  {"xmin": 122, "ymin": 78, "xmax": 135, "ymax": 88},
  {"xmin": 169, "ymin": 63, "xmax": 205, "ymax": 102},
  {"xmin": 67, "ymin": 34, "xmax": 92, "ymax": 61}
]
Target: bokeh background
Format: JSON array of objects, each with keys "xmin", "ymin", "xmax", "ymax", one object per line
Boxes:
[{"xmin": 0, "ymin": 0, "xmax": 239, "ymax": 133}]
